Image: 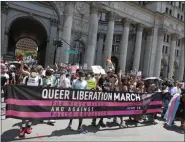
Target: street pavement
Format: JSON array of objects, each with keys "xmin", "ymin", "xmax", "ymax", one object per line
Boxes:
[{"xmin": 1, "ymin": 102, "xmax": 184, "ymax": 142}]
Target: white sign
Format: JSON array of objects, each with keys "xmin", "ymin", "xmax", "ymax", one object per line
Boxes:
[
  {"xmin": 137, "ymin": 71, "xmax": 142, "ymax": 76},
  {"xmin": 83, "ymin": 63, "xmax": 87, "ymax": 70},
  {"xmin": 91, "ymin": 66, "xmax": 106, "ymax": 74},
  {"xmin": 23, "ymin": 56, "xmax": 32, "ymax": 64}
]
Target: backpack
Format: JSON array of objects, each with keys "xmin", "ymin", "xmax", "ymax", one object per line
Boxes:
[{"xmin": 25, "ymin": 76, "xmax": 42, "ymax": 86}]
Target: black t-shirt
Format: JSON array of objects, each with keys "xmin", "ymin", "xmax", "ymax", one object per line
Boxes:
[
  {"xmin": 8, "ymin": 71, "xmax": 16, "ymax": 81},
  {"xmin": 98, "ymin": 77, "xmax": 104, "ymax": 87},
  {"xmin": 102, "ymin": 79, "xmax": 111, "ymax": 91},
  {"xmin": 1, "ymin": 76, "xmax": 7, "ymax": 87}
]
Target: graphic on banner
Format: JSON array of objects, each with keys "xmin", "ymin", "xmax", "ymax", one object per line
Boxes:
[{"xmin": 5, "ymin": 85, "xmax": 162, "ymax": 119}]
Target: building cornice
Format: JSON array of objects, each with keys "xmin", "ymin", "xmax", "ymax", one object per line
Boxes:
[
  {"xmin": 165, "ymin": 14, "xmax": 184, "ymax": 26},
  {"xmin": 126, "ymin": 2, "xmax": 155, "ymax": 16}
]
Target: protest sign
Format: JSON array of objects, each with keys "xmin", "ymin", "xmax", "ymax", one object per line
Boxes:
[
  {"xmin": 91, "ymin": 66, "xmax": 106, "ymax": 74},
  {"xmin": 3, "ymin": 53, "xmax": 16, "ymax": 61},
  {"xmin": 5, "ymin": 85, "xmax": 162, "ymax": 120},
  {"xmin": 83, "ymin": 63, "xmax": 87, "ymax": 70},
  {"xmin": 23, "ymin": 56, "xmax": 32, "ymax": 64}
]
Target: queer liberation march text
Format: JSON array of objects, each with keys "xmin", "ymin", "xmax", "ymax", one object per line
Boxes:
[{"xmin": 5, "ymin": 85, "xmax": 162, "ymax": 120}]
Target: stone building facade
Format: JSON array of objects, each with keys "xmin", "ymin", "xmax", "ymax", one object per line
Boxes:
[{"xmin": 1, "ymin": 1, "xmax": 184, "ymax": 80}]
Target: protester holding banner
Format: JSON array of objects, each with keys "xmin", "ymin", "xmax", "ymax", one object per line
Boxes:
[
  {"xmin": 37, "ymin": 65, "xmax": 45, "ymax": 78},
  {"xmin": 1, "ymin": 63, "xmax": 9, "ymax": 87},
  {"xmin": 175, "ymin": 90, "xmax": 185, "ymax": 130},
  {"xmin": 63, "ymin": 73, "xmax": 71, "ymax": 88},
  {"xmin": 19, "ymin": 67, "xmax": 42, "ymax": 137},
  {"xmin": 67, "ymin": 70, "xmax": 88, "ymax": 133},
  {"xmin": 42, "ymin": 69, "xmax": 57, "ymax": 125},
  {"xmin": 2, "ymin": 59, "xmax": 185, "ymax": 137},
  {"xmin": 92, "ymin": 73, "xmax": 115, "ymax": 128}
]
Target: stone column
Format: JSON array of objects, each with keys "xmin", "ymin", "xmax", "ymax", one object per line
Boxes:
[
  {"xmin": 132, "ymin": 24, "xmax": 143, "ymax": 71},
  {"xmin": 96, "ymin": 33, "xmax": 104, "ymax": 65},
  {"xmin": 143, "ymin": 28, "xmax": 153, "ymax": 77},
  {"xmin": 149, "ymin": 26, "xmax": 158, "ymax": 77},
  {"xmin": 47, "ymin": 19, "xmax": 58, "ymax": 66},
  {"xmin": 1, "ymin": 3, "xmax": 8, "ymax": 55},
  {"xmin": 103, "ymin": 12, "xmax": 116, "ymax": 69},
  {"xmin": 178, "ymin": 38, "xmax": 184, "ymax": 81},
  {"xmin": 168, "ymin": 34, "xmax": 178, "ymax": 79},
  {"xmin": 59, "ymin": 2, "xmax": 74, "ymax": 64},
  {"xmin": 85, "ymin": 4, "xmax": 99, "ymax": 67},
  {"xmin": 154, "ymin": 29, "xmax": 166, "ymax": 77},
  {"xmin": 119, "ymin": 18, "xmax": 131, "ymax": 74}
]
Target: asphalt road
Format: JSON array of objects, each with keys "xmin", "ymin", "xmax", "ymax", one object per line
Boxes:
[{"xmin": 1, "ymin": 102, "xmax": 184, "ymax": 142}]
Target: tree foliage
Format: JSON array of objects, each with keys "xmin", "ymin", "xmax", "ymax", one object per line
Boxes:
[{"xmin": 15, "ymin": 50, "xmax": 37, "ymax": 59}]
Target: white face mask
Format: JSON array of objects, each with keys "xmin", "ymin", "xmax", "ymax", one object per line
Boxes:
[
  {"xmin": 81, "ymin": 77, "xmax": 85, "ymax": 81},
  {"xmin": 31, "ymin": 72, "xmax": 37, "ymax": 77}
]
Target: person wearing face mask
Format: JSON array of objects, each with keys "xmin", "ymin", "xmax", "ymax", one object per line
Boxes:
[
  {"xmin": 1, "ymin": 63, "xmax": 9, "ymax": 101},
  {"xmin": 8, "ymin": 65, "xmax": 17, "ymax": 85},
  {"xmin": 42, "ymin": 69, "xmax": 57, "ymax": 88},
  {"xmin": 63, "ymin": 74, "xmax": 71, "ymax": 88},
  {"xmin": 20, "ymin": 68, "xmax": 42, "ymax": 137},
  {"xmin": 42, "ymin": 69, "xmax": 57, "ymax": 125},
  {"xmin": 67, "ymin": 70, "xmax": 87, "ymax": 133}
]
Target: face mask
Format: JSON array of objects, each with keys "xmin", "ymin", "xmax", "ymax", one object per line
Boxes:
[
  {"xmin": 31, "ymin": 72, "xmax": 37, "ymax": 77},
  {"xmin": 81, "ymin": 77, "xmax": 85, "ymax": 81}
]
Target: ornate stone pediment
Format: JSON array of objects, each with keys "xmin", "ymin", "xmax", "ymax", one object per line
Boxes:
[{"xmin": 72, "ymin": 18, "xmax": 89, "ymax": 33}]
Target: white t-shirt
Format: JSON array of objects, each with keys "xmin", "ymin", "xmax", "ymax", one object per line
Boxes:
[
  {"xmin": 72, "ymin": 79, "xmax": 87, "ymax": 89},
  {"xmin": 58, "ymin": 74, "xmax": 66, "ymax": 88},
  {"xmin": 23, "ymin": 76, "xmax": 42, "ymax": 86},
  {"xmin": 2, "ymin": 73, "xmax": 9, "ymax": 80},
  {"xmin": 63, "ymin": 77, "xmax": 71, "ymax": 88}
]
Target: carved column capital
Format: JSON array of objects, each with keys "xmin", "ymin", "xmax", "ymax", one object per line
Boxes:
[
  {"xmin": 1, "ymin": 2, "xmax": 9, "ymax": 15},
  {"xmin": 136, "ymin": 23, "xmax": 144, "ymax": 32},
  {"xmin": 90, "ymin": 3, "xmax": 98, "ymax": 14},
  {"xmin": 158, "ymin": 28, "xmax": 167, "ymax": 36},
  {"xmin": 66, "ymin": 2, "xmax": 76, "ymax": 6},
  {"xmin": 64, "ymin": 2, "xmax": 75, "ymax": 16},
  {"xmin": 50, "ymin": 18, "xmax": 58, "ymax": 26},
  {"xmin": 122, "ymin": 18, "xmax": 131, "ymax": 27},
  {"xmin": 171, "ymin": 33, "xmax": 179, "ymax": 41},
  {"xmin": 145, "ymin": 28, "xmax": 153, "ymax": 36},
  {"xmin": 107, "ymin": 12, "xmax": 117, "ymax": 21}
]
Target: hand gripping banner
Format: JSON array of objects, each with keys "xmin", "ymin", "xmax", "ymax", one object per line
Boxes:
[{"xmin": 5, "ymin": 85, "xmax": 163, "ymax": 120}]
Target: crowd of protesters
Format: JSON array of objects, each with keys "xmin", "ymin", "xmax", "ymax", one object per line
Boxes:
[{"xmin": 1, "ymin": 59, "xmax": 185, "ymax": 137}]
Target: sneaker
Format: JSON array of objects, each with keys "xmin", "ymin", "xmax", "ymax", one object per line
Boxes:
[
  {"xmin": 26, "ymin": 126, "xmax": 32, "ymax": 134},
  {"xmin": 49, "ymin": 120, "xmax": 55, "ymax": 123},
  {"xmin": 113, "ymin": 118, "xmax": 117, "ymax": 123},
  {"xmin": 47, "ymin": 120, "xmax": 55, "ymax": 126},
  {"xmin": 99, "ymin": 122, "xmax": 106, "ymax": 128},
  {"xmin": 67, "ymin": 125, "xmax": 71, "ymax": 129},
  {"xmin": 19, "ymin": 128, "xmax": 26, "ymax": 137},
  {"xmin": 78, "ymin": 128, "xmax": 85, "ymax": 133},
  {"xmin": 91, "ymin": 122, "xmax": 96, "ymax": 127}
]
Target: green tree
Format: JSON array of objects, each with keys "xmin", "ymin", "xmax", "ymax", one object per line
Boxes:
[{"xmin": 15, "ymin": 50, "xmax": 24, "ymax": 56}]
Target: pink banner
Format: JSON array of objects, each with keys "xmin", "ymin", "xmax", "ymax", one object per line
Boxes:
[
  {"xmin": 6, "ymin": 109, "xmax": 161, "ymax": 118},
  {"xmin": 6, "ymin": 98, "xmax": 162, "ymax": 107}
]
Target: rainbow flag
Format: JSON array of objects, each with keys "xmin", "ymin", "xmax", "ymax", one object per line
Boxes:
[{"xmin": 106, "ymin": 57, "xmax": 112, "ymax": 65}]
